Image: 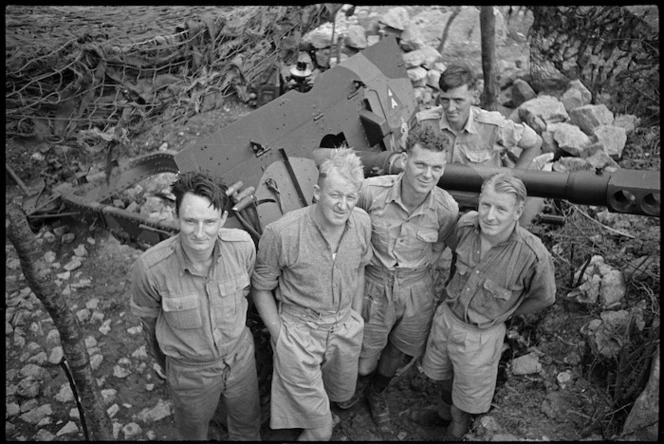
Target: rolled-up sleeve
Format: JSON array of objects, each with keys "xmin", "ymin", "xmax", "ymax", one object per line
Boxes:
[
  {"xmin": 499, "ymin": 120, "xmax": 539, "ymax": 151},
  {"xmin": 251, "ymin": 225, "xmax": 282, "ymax": 291},
  {"xmin": 360, "ymin": 220, "xmax": 373, "ymax": 267},
  {"xmin": 525, "ymin": 253, "xmax": 557, "ymax": 305},
  {"xmin": 129, "ymin": 257, "xmax": 161, "ymax": 319}
]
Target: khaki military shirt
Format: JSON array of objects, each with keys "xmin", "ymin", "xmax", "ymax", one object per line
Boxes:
[
  {"xmin": 444, "ymin": 211, "xmax": 556, "ymax": 329},
  {"xmin": 251, "ymin": 205, "xmax": 373, "ymax": 313},
  {"xmin": 416, "ymin": 105, "xmax": 539, "ymax": 167},
  {"xmin": 130, "ymin": 229, "xmax": 255, "ymax": 363},
  {"xmin": 357, "ymin": 173, "xmax": 459, "ymax": 271}
]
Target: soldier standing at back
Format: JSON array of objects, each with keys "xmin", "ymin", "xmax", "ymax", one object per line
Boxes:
[
  {"xmin": 416, "ymin": 64, "xmax": 544, "ymax": 224},
  {"xmin": 417, "ymin": 63, "xmax": 542, "ymax": 169}
]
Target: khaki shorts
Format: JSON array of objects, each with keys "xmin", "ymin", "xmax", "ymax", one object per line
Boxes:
[
  {"xmin": 270, "ymin": 304, "xmax": 364, "ymax": 430},
  {"xmin": 421, "ymin": 302, "xmax": 506, "ymax": 414},
  {"xmin": 360, "ymin": 268, "xmax": 435, "ymax": 366}
]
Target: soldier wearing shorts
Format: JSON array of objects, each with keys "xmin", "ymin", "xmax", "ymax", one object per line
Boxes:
[
  {"xmin": 336, "ymin": 126, "xmax": 459, "ymax": 431},
  {"xmin": 251, "ymin": 148, "xmax": 372, "ymax": 441},
  {"xmin": 411, "ymin": 172, "xmax": 556, "ymax": 440}
]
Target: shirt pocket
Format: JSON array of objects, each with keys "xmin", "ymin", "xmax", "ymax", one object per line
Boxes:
[
  {"xmin": 460, "ymin": 144, "xmax": 495, "ymax": 166},
  {"xmin": 215, "ymin": 273, "xmax": 249, "ymax": 322},
  {"xmin": 416, "ymin": 228, "xmax": 438, "ymax": 244},
  {"xmin": 401, "ymin": 227, "xmax": 438, "ymax": 262},
  {"xmin": 162, "ymin": 294, "xmax": 203, "ymax": 329},
  {"xmin": 470, "ymin": 277, "xmax": 514, "ymax": 318}
]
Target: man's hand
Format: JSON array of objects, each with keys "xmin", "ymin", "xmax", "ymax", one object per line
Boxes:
[
  {"xmin": 153, "ymin": 363, "xmax": 167, "ymax": 380},
  {"xmin": 252, "ymin": 289, "xmax": 282, "ymax": 342},
  {"xmin": 514, "ymin": 136, "xmax": 543, "ymax": 170}
]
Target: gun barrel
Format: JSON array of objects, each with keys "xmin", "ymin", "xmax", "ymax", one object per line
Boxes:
[{"xmin": 326, "ymin": 149, "xmax": 660, "ymax": 217}]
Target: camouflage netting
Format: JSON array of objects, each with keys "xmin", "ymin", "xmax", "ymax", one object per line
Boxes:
[
  {"xmin": 529, "ymin": 6, "xmax": 659, "ymax": 125},
  {"xmin": 5, "ymin": 5, "xmax": 338, "ymax": 150}
]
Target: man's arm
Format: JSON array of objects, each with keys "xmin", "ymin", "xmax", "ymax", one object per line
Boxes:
[
  {"xmin": 130, "ymin": 257, "xmax": 166, "ymax": 371},
  {"xmin": 352, "ymin": 272, "xmax": 365, "ymax": 314},
  {"xmin": 138, "ymin": 316, "xmax": 165, "ymax": 370},
  {"xmin": 251, "ymin": 225, "xmax": 283, "ymax": 340},
  {"xmin": 512, "ymin": 296, "xmax": 553, "ymax": 316},
  {"xmin": 514, "ymin": 123, "xmax": 543, "ymax": 169},
  {"xmin": 514, "ymin": 135, "xmax": 542, "ymax": 169},
  {"xmin": 252, "ymin": 289, "xmax": 281, "ymax": 340},
  {"xmin": 512, "ymin": 249, "xmax": 556, "ymax": 317}
]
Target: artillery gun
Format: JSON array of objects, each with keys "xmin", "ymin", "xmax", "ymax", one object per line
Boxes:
[
  {"xmin": 19, "ymin": 34, "xmax": 659, "ymax": 428},
  {"xmin": 22, "ymin": 36, "xmax": 660, "ymax": 248}
]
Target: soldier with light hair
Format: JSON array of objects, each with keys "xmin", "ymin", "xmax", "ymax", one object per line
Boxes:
[
  {"xmin": 252, "ymin": 148, "xmax": 373, "ymax": 441},
  {"xmin": 409, "ymin": 172, "xmax": 556, "ymax": 440}
]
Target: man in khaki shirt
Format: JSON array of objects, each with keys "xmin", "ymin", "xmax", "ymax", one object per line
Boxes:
[
  {"xmin": 410, "ymin": 172, "xmax": 556, "ymax": 440},
  {"xmin": 417, "ymin": 64, "xmax": 542, "ymax": 169},
  {"xmin": 417, "ymin": 64, "xmax": 544, "ymax": 225},
  {"xmin": 251, "ymin": 148, "xmax": 372, "ymax": 441},
  {"xmin": 337, "ymin": 126, "xmax": 459, "ymax": 431},
  {"xmin": 130, "ymin": 171, "xmax": 261, "ymax": 440}
]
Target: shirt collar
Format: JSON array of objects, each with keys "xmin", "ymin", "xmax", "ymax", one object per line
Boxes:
[
  {"xmin": 440, "ymin": 106, "xmax": 479, "ymax": 135},
  {"xmin": 173, "ymin": 234, "xmax": 222, "ymax": 273}
]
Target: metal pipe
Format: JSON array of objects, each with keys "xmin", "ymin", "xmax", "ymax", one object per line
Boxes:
[{"xmin": 314, "ymin": 149, "xmax": 660, "ymax": 217}]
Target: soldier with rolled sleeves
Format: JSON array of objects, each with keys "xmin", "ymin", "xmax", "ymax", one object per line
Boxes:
[
  {"xmin": 251, "ymin": 148, "xmax": 372, "ymax": 441},
  {"xmin": 409, "ymin": 172, "xmax": 556, "ymax": 440},
  {"xmin": 417, "ymin": 63, "xmax": 542, "ymax": 169},
  {"xmin": 336, "ymin": 125, "xmax": 459, "ymax": 432},
  {"xmin": 130, "ymin": 171, "xmax": 261, "ymax": 441},
  {"xmin": 416, "ymin": 64, "xmax": 544, "ymax": 225}
]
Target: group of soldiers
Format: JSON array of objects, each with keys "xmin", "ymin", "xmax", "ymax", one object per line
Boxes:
[{"xmin": 130, "ymin": 63, "xmax": 556, "ymax": 441}]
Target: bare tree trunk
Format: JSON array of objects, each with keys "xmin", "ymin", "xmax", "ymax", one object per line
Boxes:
[
  {"xmin": 480, "ymin": 6, "xmax": 499, "ymax": 111},
  {"xmin": 6, "ymin": 205, "xmax": 113, "ymax": 441},
  {"xmin": 437, "ymin": 6, "xmax": 461, "ymax": 55}
]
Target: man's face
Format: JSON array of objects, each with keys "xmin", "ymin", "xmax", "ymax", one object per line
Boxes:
[
  {"xmin": 313, "ymin": 169, "xmax": 359, "ymax": 228},
  {"xmin": 438, "ymin": 83, "xmax": 476, "ymax": 130},
  {"xmin": 177, "ymin": 192, "xmax": 224, "ymax": 256},
  {"xmin": 478, "ymin": 185, "xmax": 523, "ymax": 239},
  {"xmin": 402, "ymin": 143, "xmax": 447, "ymax": 198},
  {"xmin": 315, "ymin": 47, "xmax": 331, "ymax": 69}
]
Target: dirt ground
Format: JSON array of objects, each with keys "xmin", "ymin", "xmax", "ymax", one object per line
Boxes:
[{"xmin": 5, "ymin": 5, "xmax": 660, "ymax": 442}]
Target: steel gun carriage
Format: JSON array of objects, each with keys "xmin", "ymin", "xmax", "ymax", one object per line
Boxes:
[{"xmin": 22, "ymin": 36, "xmax": 660, "ymax": 248}]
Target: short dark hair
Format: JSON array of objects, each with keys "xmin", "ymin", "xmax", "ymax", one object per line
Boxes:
[
  {"xmin": 171, "ymin": 171, "xmax": 228, "ymax": 216},
  {"xmin": 406, "ymin": 125, "xmax": 449, "ymax": 153},
  {"xmin": 438, "ymin": 64, "xmax": 478, "ymax": 92}
]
